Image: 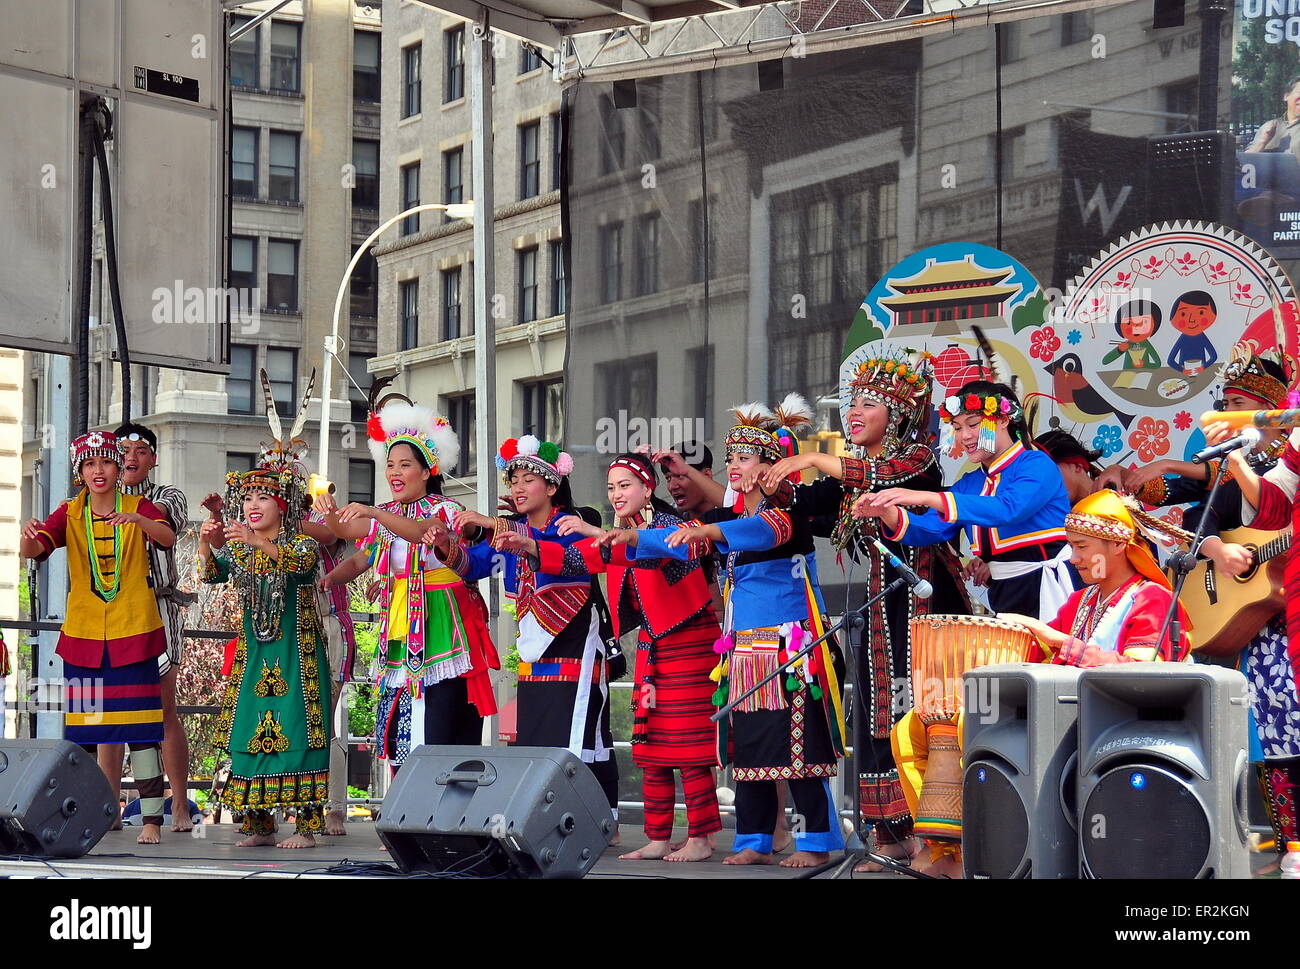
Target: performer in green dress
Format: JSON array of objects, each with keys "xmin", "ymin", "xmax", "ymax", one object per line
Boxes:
[{"xmin": 199, "ymin": 370, "xmax": 331, "ymax": 848}]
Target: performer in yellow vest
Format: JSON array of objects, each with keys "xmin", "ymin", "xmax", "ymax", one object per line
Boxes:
[{"xmin": 19, "ymin": 430, "xmax": 176, "ymax": 844}]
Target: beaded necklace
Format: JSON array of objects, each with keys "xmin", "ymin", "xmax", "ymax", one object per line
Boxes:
[{"xmin": 84, "ymin": 492, "xmax": 123, "ymax": 601}]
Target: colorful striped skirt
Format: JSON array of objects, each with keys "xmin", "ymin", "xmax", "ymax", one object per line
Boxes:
[
  {"xmin": 632, "ymin": 611, "xmax": 721, "ymax": 769},
  {"xmin": 63, "ymin": 656, "xmax": 163, "ymax": 745}
]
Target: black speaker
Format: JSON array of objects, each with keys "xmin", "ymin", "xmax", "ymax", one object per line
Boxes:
[
  {"xmin": 0, "ymin": 739, "xmax": 117, "ymax": 858},
  {"xmin": 376, "ymin": 746, "xmax": 615, "ymax": 879},
  {"xmin": 962, "ymin": 664, "xmax": 1082, "ymax": 879},
  {"xmin": 1077, "ymin": 664, "xmax": 1250, "ymax": 879}
]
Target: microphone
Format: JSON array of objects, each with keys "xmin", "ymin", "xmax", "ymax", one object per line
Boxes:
[
  {"xmin": 870, "ymin": 537, "xmax": 933, "ymax": 599},
  {"xmin": 1191, "ymin": 427, "xmax": 1262, "ymax": 464}
]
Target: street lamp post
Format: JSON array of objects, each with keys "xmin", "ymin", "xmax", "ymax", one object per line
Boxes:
[{"xmin": 316, "ymin": 201, "xmax": 474, "ymax": 484}]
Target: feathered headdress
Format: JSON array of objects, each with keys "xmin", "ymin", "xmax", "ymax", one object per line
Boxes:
[
  {"xmin": 225, "ymin": 368, "xmax": 316, "ymax": 533},
  {"xmin": 368, "ymin": 401, "xmax": 460, "ymax": 478},
  {"xmin": 725, "ymin": 394, "xmax": 812, "ymax": 468},
  {"xmin": 1219, "ymin": 342, "xmax": 1290, "ymax": 409}
]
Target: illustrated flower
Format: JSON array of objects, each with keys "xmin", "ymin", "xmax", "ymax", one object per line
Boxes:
[
  {"xmin": 1233, "ymin": 282, "xmax": 1253, "ymax": 301},
  {"xmin": 1067, "ymin": 329, "xmax": 1082, "ymax": 345},
  {"xmin": 1128, "ymin": 416, "xmax": 1171, "ymax": 463},
  {"xmin": 1174, "ymin": 252, "xmax": 1198, "ymax": 273},
  {"xmin": 1030, "ymin": 325, "xmax": 1062, "ymax": 362},
  {"xmin": 1173, "ymin": 410, "xmax": 1192, "ymax": 432},
  {"xmin": 1139, "ymin": 255, "xmax": 1164, "ymax": 274},
  {"xmin": 1092, "ymin": 424, "xmax": 1123, "ymax": 458},
  {"xmin": 1158, "ymin": 507, "xmax": 1184, "ymax": 548},
  {"xmin": 1113, "ymin": 270, "xmax": 1134, "ymax": 287}
]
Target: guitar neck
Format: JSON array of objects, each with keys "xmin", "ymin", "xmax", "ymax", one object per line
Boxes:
[{"xmin": 1257, "ymin": 529, "xmax": 1294, "ymax": 563}]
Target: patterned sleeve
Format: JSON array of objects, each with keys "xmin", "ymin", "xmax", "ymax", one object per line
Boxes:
[
  {"xmin": 1134, "ymin": 471, "xmax": 1207, "ymax": 509},
  {"xmin": 279, "ymin": 534, "xmax": 320, "ymax": 575},
  {"xmin": 201, "ymin": 547, "xmax": 230, "ymax": 584},
  {"xmin": 1247, "ymin": 433, "xmax": 1299, "ymax": 529},
  {"xmin": 135, "ymin": 497, "xmax": 174, "ymax": 529},
  {"xmin": 842, "ymin": 443, "xmax": 936, "ymax": 490},
  {"xmin": 153, "ymin": 485, "xmax": 190, "ymax": 531}
]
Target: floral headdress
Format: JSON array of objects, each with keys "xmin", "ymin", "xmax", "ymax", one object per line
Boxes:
[
  {"xmin": 497, "ymin": 435, "xmax": 574, "ymax": 485},
  {"xmin": 367, "ymin": 401, "xmax": 459, "ymax": 478},
  {"xmin": 1219, "ymin": 343, "xmax": 1290, "ymax": 410},
  {"xmin": 940, "ymin": 389, "xmax": 1021, "ymax": 455},
  {"xmin": 225, "ymin": 369, "xmax": 314, "ymax": 534},
  {"xmin": 724, "ymin": 394, "xmax": 814, "ymax": 473},
  {"xmin": 70, "ymin": 430, "xmax": 122, "ymax": 487},
  {"xmin": 844, "ymin": 348, "xmax": 935, "ymax": 445}
]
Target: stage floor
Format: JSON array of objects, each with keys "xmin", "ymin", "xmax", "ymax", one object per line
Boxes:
[{"xmin": 0, "ymin": 822, "xmax": 894, "ymax": 880}]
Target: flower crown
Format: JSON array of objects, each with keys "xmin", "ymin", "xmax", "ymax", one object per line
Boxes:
[
  {"xmin": 940, "ymin": 393, "xmax": 1020, "ymax": 423},
  {"xmin": 497, "ymin": 435, "xmax": 574, "ymax": 484}
]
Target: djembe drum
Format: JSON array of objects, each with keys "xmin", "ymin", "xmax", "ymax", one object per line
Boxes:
[{"xmin": 907, "ymin": 614, "xmax": 1034, "ymax": 842}]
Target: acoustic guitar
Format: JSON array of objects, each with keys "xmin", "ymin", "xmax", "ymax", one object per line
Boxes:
[{"xmin": 1175, "ymin": 526, "xmax": 1291, "ymax": 658}]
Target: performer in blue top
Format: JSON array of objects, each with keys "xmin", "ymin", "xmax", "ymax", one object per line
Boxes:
[
  {"xmin": 605, "ymin": 396, "xmax": 847, "ymax": 869},
  {"xmin": 855, "ymin": 379, "xmax": 1074, "ymax": 619},
  {"xmin": 429, "ymin": 435, "xmax": 620, "ymax": 821}
]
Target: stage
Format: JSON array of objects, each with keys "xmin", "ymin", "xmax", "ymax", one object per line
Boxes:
[{"xmin": 0, "ymin": 822, "xmax": 895, "ymax": 880}]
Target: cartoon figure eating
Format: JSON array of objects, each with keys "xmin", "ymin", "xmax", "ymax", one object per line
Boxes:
[{"xmin": 1101, "ymin": 299, "xmax": 1163, "ymax": 371}]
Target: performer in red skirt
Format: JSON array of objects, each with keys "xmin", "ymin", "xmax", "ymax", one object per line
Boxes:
[{"xmin": 497, "ymin": 452, "xmax": 723, "ymax": 862}]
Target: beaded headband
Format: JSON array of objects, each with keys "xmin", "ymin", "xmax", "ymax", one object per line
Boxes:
[
  {"xmin": 498, "ymin": 435, "xmax": 573, "ymax": 485},
  {"xmin": 1064, "ymin": 512, "xmax": 1135, "ymax": 544},
  {"xmin": 1220, "ymin": 345, "xmax": 1289, "ymax": 409},
  {"xmin": 609, "ymin": 457, "xmax": 655, "ymax": 489},
  {"xmin": 70, "ymin": 431, "xmax": 122, "ymax": 486}
]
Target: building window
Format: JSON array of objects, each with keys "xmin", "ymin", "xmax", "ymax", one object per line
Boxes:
[
  {"xmin": 269, "ymin": 20, "xmax": 301, "ymax": 92},
  {"xmin": 992, "ymin": 125, "xmax": 1027, "ymax": 183},
  {"xmin": 687, "ymin": 345, "xmax": 715, "ymax": 441},
  {"xmin": 443, "ymin": 147, "xmax": 464, "ymax": 224},
  {"xmin": 600, "ymin": 222, "xmax": 623, "ymax": 304},
  {"xmin": 551, "ymin": 112, "xmax": 563, "ymax": 191},
  {"xmin": 689, "ymin": 196, "xmax": 717, "ymax": 284},
  {"xmin": 442, "ymin": 268, "xmax": 462, "ymax": 340},
  {"xmin": 402, "ymin": 43, "xmax": 422, "ymax": 118},
  {"xmin": 520, "ymin": 43, "xmax": 543, "ymax": 74},
  {"xmin": 692, "ymin": 71, "xmax": 718, "ymax": 147},
  {"xmin": 640, "ymin": 79, "xmax": 661, "ymax": 160},
  {"xmin": 443, "ymin": 393, "xmax": 476, "ymax": 477},
  {"xmin": 599, "ymin": 95, "xmax": 625, "ymax": 175},
  {"xmin": 522, "ymin": 377, "xmax": 563, "ymax": 443},
  {"xmin": 634, "ymin": 213, "xmax": 659, "ymax": 297},
  {"xmin": 227, "ymin": 345, "xmax": 255, "ymax": 414},
  {"xmin": 348, "ymin": 352, "xmax": 370, "ymax": 423},
  {"xmin": 349, "ymin": 459, "xmax": 375, "ymax": 504},
  {"xmin": 350, "ymin": 249, "xmax": 377, "ymax": 319},
  {"xmin": 1164, "ymin": 79, "xmax": 1199, "ymax": 134},
  {"xmin": 400, "ymin": 279, "xmax": 419, "ymax": 350},
  {"xmin": 266, "ymin": 239, "xmax": 298, "ymax": 311},
  {"xmin": 598, "ymin": 355, "xmax": 656, "ymax": 421},
  {"xmin": 268, "ymin": 131, "xmax": 299, "ymax": 203},
  {"xmin": 401, "ymin": 162, "xmax": 420, "ymax": 235},
  {"xmin": 352, "ymin": 139, "xmax": 379, "ymax": 209},
  {"xmin": 550, "ymin": 240, "xmax": 566, "ymax": 317},
  {"xmin": 519, "ymin": 121, "xmax": 540, "ymax": 200},
  {"xmin": 227, "ymin": 451, "xmax": 258, "ymax": 473},
  {"xmin": 518, "ymin": 247, "xmax": 538, "ymax": 323},
  {"xmin": 231, "ymin": 127, "xmax": 258, "ymax": 199},
  {"xmin": 229, "ymin": 236, "xmax": 257, "ymax": 294},
  {"xmin": 266, "ymin": 347, "xmax": 297, "ymax": 417},
  {"xmin": 1060, "ymin": 10, "xmax": 1093, "ymax": 47},
  {"xmin": 445, "ymin": 27, "xmax": 464, "ymax": 103},
  {"xmin": 230, "ymin": 16, "xmax": 260, "ymax": 89},
  {"xmin": 354, "ymin": 30, "xmax": 381, "ymax": 102}
]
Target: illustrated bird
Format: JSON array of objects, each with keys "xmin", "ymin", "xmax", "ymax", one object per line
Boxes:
[{"xmin": 1043, "ymin": 353, "xmax": 1134, "ymax": 428}]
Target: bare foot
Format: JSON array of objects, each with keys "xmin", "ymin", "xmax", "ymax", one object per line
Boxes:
[
  {"xmin": 854, "ymin": 836, "xmax": 919, "ymax": 873},
  {"xmin": 136, "ymin": 823, "xmax": 161, "ymax": 845},
  {"xmin": 665, "ymin": 836, "xmax": 713, "ymax": 862},
  {"xmin": 780, "ymin": 850, "xmax": 829, "ymax": 868},
  {"xmin": 913, "ymin": 851, "xmax": 962, "ymax": 878},
  {"xmin": 323, "ymin": 810, "xmax": 347, "ymax": 836},
  {"xmin": 771, "ymin": 830, "xmax": 793, "ymax": 854},
  {"xmin": 610, "ymin": 825, "xmax": 621, "ymax": 846},
  {"xmin": 669, "ymin": 831, "xmax": 718, "ymax": 852},
  {"xmin": 170, "ymin": 799, "xmax": 193, "ymax": 832},
  {"xmin": 620, "ymin": 839, "xmax": 672, "ymax": 860},
  {"xmin": 236, "ymin": 833, "xmax": 277, "ymax": 847},
  {"xmin": 723, "ymin": 848, "xmax": 773, "ymax": 866},
  {"xmin": 276, "ymin": 833, "xmax": 316, "ymax": 849}
]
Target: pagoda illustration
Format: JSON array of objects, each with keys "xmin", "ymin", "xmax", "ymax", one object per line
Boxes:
[{"xmin": 877, "ymin": 253, "xmax": 1022, "ymax": 336}]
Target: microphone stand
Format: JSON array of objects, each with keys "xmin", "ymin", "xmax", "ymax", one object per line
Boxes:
[
  {"xmin": 712, "ymin": 574, "xmax": 937, "ymax": 879},
  {"xmin": 1156, "ymin": 452, "xmax": 1231, "ymax": 654}
]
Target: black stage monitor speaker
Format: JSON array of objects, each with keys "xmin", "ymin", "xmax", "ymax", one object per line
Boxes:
[
  {"xmin": 376, "ymin": 745, "xmax": 615, "ymax": 878},
  {"xmin": 0, "ymin": 739, "xmax": 117, "ymax": 858},
  {"xmin": 962, "ymin": 664, "xmax": 1082, "ymax": 879},
  {"xmin": 1077, "ymin": 664, "xmax": 1250, "ymax": 879}
]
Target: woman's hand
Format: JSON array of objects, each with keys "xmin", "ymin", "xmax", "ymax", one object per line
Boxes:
[
  {"xmin": 665, "ymin": 525, "xmax": 709, "ymax": 549},
  {"xmin": 224, "ymin": 520, "xmax": 257, "ymax": 546},
  {"xmin": 963, "ymin": 556, "xmax": 991, "ymax": 587},
  {"xmin": 201, "ymin": 493, "xmax": 225, "ymax": 520},
  {"xmin": 313, "ymin": 492, "xmax": 339, "ymax": 517},
  {"xmin": 1209, "ymin": 541, "xmax": 1254, "ymax": 578},
  {"xmin": 556, "ymin": 516, "xmax": 603, "ymax": 538},
  {"xmin": 1095, "ymin": 465, "xmax": 1128, "ymax": 492},
  {"xmin": 597, "ymin": 527, "xmax": 638, "ymax": 548},
  {"xmin": 762, "ymin": 454, "xmax": 813, "ymax": 489},
  {"xmin": 421, "ymin": 517, "xmax": 451, "ymax": 549},
  {"xmin": 735, "ymin": 466, "xmax": 766, "ymax": 494},
  {"xmin": 336, "ymin": 502, "xmax": 374, "ymax": 524},
  {"xmin": 1120, "ymin": 460, "xmax": 1169, "ymax": 492},
  {"xmin": 454, "ymin": 509, "xmax": 495, "ymax": 534},
  {"xmin": 648, "ymin": 448, "xmax": 689, "ymax": 476},
  {"xmin": 107, "ymin": 510, "xmax": 143, "ymax": 527},
  {"xmin": 20, "ymin": 519, "xmax": 43, "ymax": 542},
  {"xmin": 493, "ymin": 531, "xmax": 538, "ymax": 556}
]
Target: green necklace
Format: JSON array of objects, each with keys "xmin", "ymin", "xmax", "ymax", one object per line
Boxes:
[{"xmin": 84, "ymin": 492, "xmax": 123, "ymax": 601}]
